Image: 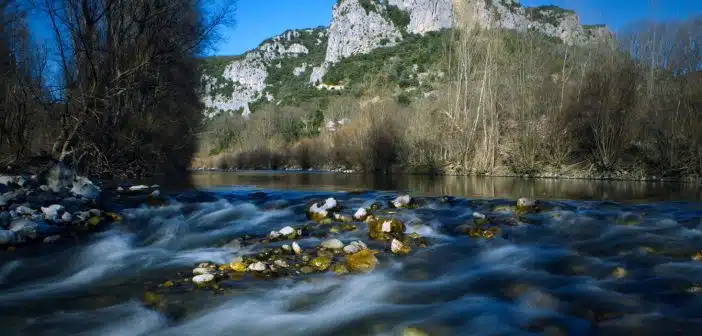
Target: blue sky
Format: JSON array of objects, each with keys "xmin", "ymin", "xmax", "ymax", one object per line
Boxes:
[{"xmin": 214, "ymin": 0, "xmax": 702, "ymax": 56}]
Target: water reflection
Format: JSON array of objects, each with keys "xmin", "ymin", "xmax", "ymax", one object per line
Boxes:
[{"xmin": 189, "ymin": 171, "xmax": 702, "ymax": 202}]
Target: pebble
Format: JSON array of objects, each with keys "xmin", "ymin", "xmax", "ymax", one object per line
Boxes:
[
  {"xmin": 281, "ymin": 244, "xmax": 292, "ymax": 252},
  {"xmin": 278, "ymin": 226, "xmax": 295, "ymax": 236},
  {"xmin": 129, "ymin": 185, "xmax": 149, "ymax": 191},
  {"xmin": 248, "ymin": 262, "xmax": 266, "ymax": 271},
  {"xmin": 354, "ymin": 208, "xmax": 368, "ymax": 220},
  {"xmin": 269, "ymin": 230, "xmax": 282, "ymax": 239},
  {"xmin": 322, "ymin": 238, "xmax": 344, "ymax": 249},
  {"xmin": 517, "ymin": 197, "xmax": 536, "ymax": 209},
  {"xmin": 274, "ymin": 260, "xmax": 289, "ymax": 268},
  {"xmin": 150, "ymin": 190, "xmax": 160, "ymax": 197},
  {"xmin": 473, "ymin": 212, "xmax": 487, "ymax": 220},
  {"xmin": 292, "ymin": 241, "xmax": 302, "ymax": 255},
  {"xmin": 192, "ymin": 273, "xmax": 214, "ymax": 285}
]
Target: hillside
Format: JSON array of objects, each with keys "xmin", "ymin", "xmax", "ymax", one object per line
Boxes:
[{"xmin": 199, "ymin": 0, "xmax": 611, "ymax": 118}]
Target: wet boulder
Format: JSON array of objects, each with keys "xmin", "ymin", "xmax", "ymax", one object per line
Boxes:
[
  {"xmin": 41, "ymin": 204, "xmax": 65, "ymax": 221},
  {"xmin": 368, "ymin": 218, "xmax": 406, "ymax": 241},
  {"xmin": 390, "ymin": 239, "xmax": 411, "ymax": 255},
  {"xmin": 517, "ymin": 197, "xmax": 538, "ymax": 213},
  {"xmin": 346, "ymin": 249, "xmax": 378, "ymax": 273},
  {"xmin": 71, "ymin": 176, "xmax": 101, "ymax": 200},
  {"xmin": 307, "ymin": 197, "xmax": 340, "ymax": 222},
  {"xmin": 390, "ymin": 195, "xmax": 413, "ymax": 209}
]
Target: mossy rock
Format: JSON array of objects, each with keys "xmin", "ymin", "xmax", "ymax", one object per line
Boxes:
[
  {"xmin": 230, "ymin": 261, "xmax": 248, "ymax": 272},
  {"xmin": 368, "ymin": 218, "xmax": 406, "ymax": 241},
  {"xmin": 346, "ymin": 249, "xmax": 378, "ymax": 273},
  {"xmin": 310, "ymin": 256, "xmax": 332, "ymax": 271},
  {"xmin": 307, "ymin": 211, "xmax": 329, "ymax": 223},
  {"xmin": 466, "ymin": 226, "xmax": 501, "ymax": 239},
  {"xmin": 331, "ymin": 263, "xmax": 349, "ymax": 275},
  {"xmin": 693, "ymin": 251, "xmax": 702, "ymax": 261}
]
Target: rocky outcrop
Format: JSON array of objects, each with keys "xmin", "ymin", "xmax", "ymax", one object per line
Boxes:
[
  {"xmin": 388, "ymin": 0, "xmax": 454, "ymax": 34},
  {"xmin": 201, "ymin": 0, "xmax": 612, "ymax": 114},
  {"xmin": 201, "ymin": 28, "xmax": 327, "ymax": 118}
]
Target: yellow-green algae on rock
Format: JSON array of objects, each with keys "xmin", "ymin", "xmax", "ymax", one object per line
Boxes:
[
  {"xmin": 368, "ymin": 218, "xmax": 406, "ymax": 241},
  {"xmin": 346, "ymin": 249, "xmax": 378, "ymax": 273}
]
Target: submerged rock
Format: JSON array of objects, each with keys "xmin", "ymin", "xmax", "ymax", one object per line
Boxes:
[
  {"xmin": 692, "ymin": 251, "xmax": 702, "ymax": 261},
  {"xmin": 192, "ymin": 267, "xmax": 214, "ymax": 275},
  {"xmin": 346, "ymin": 249, "xmax": 378, "ymax": 273}
]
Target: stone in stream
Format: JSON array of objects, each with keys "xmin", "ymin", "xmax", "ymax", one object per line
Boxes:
[
  {"xmin": 248, "ymin": 261, "xmax": 267, "ymax": 272},
  {"xmin": 45, "ymin": 163, "xmax": 75, "ymax": 192},
  {"xmin": 346, "ymin": 249, "xmax": 378, "ymax": 273},
  {"xmin": 343, "ymin": 241, "xmax": 367, "ymax": 254},
  {"xmin": 391, "ymin": 195, "xmax": 413, "ymax": 209},
  {"xmin": 307, "ymin": 197, "xmax": 339, "ymax": 222},
  {"xmin": 353, "ymin": 207, "xmax": 368, "ymax": 221},
  {"xmin": 61, "ymin": 212, "xmax": 73, "ymax": 223},
  {"xmin": 9, "ymin": 219, "xmax": 40, "ymax": 240},
  {"xmin": 321, "ymin": 238, "xmax": 344, "ymax": 250},
  {"xmin": 292, "ymin": 241, "xmax": 302, "ymax": 255},
  {"xmin": 192, "ymin": 273, "xmax": 215, "ymax": 286},
  {"xmin": 368, "ymin": 218, "xmax": 405, "ymax": 241},
  {"xmin": 517, "ymin": 197, "xmax": 538, "ymax": 212},
  {"xmin": 41, "ymin": 204, "xmax": 65, "ymax": 221},
  {"xmin": 391, "ymin": 239, "xmax": 411, "ymax": 255},
  {"xmin": 192, "ymin": 267, "xmax": 214, "ymax": 275},
  {"xmin": 71, "ymin": 176, "xmax": 101, "ymax": 200}
]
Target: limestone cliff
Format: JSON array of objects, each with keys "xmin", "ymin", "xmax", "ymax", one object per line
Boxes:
[{"xmin": 200, "ymin": 0, "xmax": 612, "ymax": 117}]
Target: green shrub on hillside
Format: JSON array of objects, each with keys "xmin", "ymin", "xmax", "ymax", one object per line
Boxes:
[
  {"xmin": 386, "ymin": 5, "xmax": 411, "ymax": 33},
  {"xmin": 525, "ymin": 5, "xmax": 576, "ymax": 26}
]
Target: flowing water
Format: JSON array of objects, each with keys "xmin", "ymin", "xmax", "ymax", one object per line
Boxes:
[{"xmin": 1, "ymin": 171, "xmax": 702, "ymax": 335}]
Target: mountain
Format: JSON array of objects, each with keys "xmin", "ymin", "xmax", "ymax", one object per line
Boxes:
[{"xmin": 199, "ymin": 0, "xmax": 612, "ymax": 118}]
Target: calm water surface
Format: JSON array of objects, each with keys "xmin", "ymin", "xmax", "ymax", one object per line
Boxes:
[{"xmin": 0, "ymin": 171, "xmax": 701, "ymax": 335}]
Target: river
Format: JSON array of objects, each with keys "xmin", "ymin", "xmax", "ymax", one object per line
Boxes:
[{"xmin": 1, "ymin": 171, "xmax": 701, "ymax": 335}]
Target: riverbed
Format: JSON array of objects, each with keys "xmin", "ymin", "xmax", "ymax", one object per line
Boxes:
[{"xmin": 1, "ymin": 172, "xmax": 701, "ymax": 335}]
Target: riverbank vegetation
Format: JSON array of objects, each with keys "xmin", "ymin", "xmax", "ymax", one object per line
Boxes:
[
  {"xmin": 198, "ymin": 12, "xmax": 702, "ymax": 180},
  {"xmin": 0, "ymin": 0, "xmax": 235, "ymax": 178}
]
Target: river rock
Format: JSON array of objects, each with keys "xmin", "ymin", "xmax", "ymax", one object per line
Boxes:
[
  {"xmin": 292, "ymin": 241, "xmax": 302, "ymax": 255},
  {"xmin": 0, "ymin": 229, "xmax": 14, "ymax": 244},
  {"xmin": 369, "ymin": 218, "xmax": 406, "ymax": 241},
  {"xmin": 41, "ymin": 204, "xmax": 65, "ymax": 221},
  {"xmin": 192, "ymin": 273, "xmax": 215, "ymax": 285},
  {"xmin": 71, "ymin": 176, "xmax": 101, "ymax": 200},
  {"xmin": 343, "ymin": 240, "xmax": 367, "ymax": 254},
  {"xmin": 61, "ymin": 212, "xmax": 73, "ymax": 223},
  {"xmin": 45, "ymin": 163, "xmax": 75, "ymax": 192},
  {"xmin": 346, "ymin": 249, "xmax": 378, "ymax": 273},
  {"xmin": 248, "ymin": 261, "xmax": 267, "ymax": 271},
  {"xmin": 517, "ymin": 198, "xmax": 537, "ymax": 211},
  {"xmin": 322, "ymin": 238, "xmax": 344, "ymax": 249},
  {"xmin": 391, "ymin": 195, "xmax": 412, "ymax": 208},
  {"xmin": 354, "ymin": 207, "xmax": 368, "ymax": 221},
  {"xmin": 307, "ymin": 197, "xmax": 339, "ymax": 222},
  {"xmin": 391, "ymin": 239, "xmax": 411, "ymax": 255},
  {"xmin": 9, "ymin": 219, "xmax": 39, "ymax": 240},
  {"xmin": 15, "ymin": 205, "xmax": 34, "ymax": 216},
  {"xmin": 279, "ymin": 226, "xmax": 295, "ymax": 236}
]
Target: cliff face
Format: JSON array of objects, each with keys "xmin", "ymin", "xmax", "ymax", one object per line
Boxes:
[{"xmin": 201, "ymin": 0, "xmax": 613, "ymax": 118}]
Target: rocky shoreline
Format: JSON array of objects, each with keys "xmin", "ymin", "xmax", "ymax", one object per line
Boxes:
[{"xmin": 0, "ymin": 163, "xmax": 164, "ymax": 250}]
